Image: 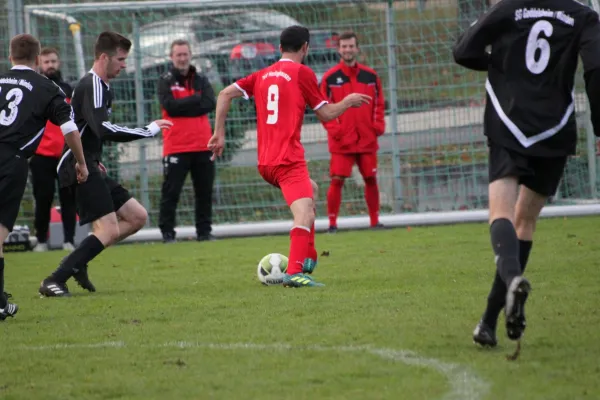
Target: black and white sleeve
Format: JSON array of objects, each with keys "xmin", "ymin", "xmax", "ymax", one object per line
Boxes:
[
  {"xmin": 46, "ymin": 88, "xmax": 78, "ymax": 136},
  {"xmin": 83, "ymin": 77, "xmax": 160, "ymax": 143},
  {"xmin": 452, "ymin": 3, "xmax": 506, "ymax": 71},
  {"xmin": 580, "ymin": 10, "xmax": 600, "ymax": 137}
]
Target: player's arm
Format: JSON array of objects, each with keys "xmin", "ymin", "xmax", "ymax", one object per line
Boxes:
[
  {"xmin": 46, "ymin": 95, "xmax": 88, "ymax": 181},
  {"xmin": 580, "ymin": 11, "xmax": 600, "ymax": 137},
  {"xmin": 318, "ymin": 74, "xmax": 329, "ymax": 98},
  {"xmin": 584, "ymin": 70, "xmax": 600, "ymax": 137},
  {"xmin": 208, "ymin": 74, "xmax": 256, "ymax": 159},
  {"xmin": 452, "ymin": 3, "xmax": 505, "ymax": 71},
  {"xmin": 299, "ymin": 66, "xmax": 371, "ymax": 122},
  {"xmin": 158, "ymin": 73, "xmax": 216, "ymax": 117},
  {"xmin": 373, "ymin": 74, "xmax": 386, "ymax": 136},
  {"xmin": 212, "ymin": 83, "xmax": 247, "ymax": 136},
  {"xmin": 81, "ymin": 87, "xmax": 163, "ymax": 143},
  {"xmin": 318, "ymin": 73, "xmax": 343, "ymax": 135},
  {"xmin": 314, "ymin": 95, "xmax": 371, "ymax": 122},
  {"xmin": 61, "ymin": 81, "xmax": 74, "ymax": 100},
  {"xmin": 46, "ymin": 96, "xmax": 85, "ymax": 165}
]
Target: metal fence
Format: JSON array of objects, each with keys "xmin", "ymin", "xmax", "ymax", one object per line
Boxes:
[{"xmin": 4, "ymin": 0, "xmax": 600, "ymax": 235}]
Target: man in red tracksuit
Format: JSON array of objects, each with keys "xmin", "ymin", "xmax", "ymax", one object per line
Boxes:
[
  {"xmin": 158, "ymin": 39, "xmax": 217, "ymax": 243},
  {"xmin": 320, "ymin": 32, "xmax": 386, "ymax": 233},
  {"xmin": 30, "ymin": 47, "xmax": 77, "ymax": 252}
]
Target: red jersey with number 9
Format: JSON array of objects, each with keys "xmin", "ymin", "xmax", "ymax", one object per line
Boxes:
[{"xmin": 234, "ymin": 59, "xmax": 328, "ymax": 166}]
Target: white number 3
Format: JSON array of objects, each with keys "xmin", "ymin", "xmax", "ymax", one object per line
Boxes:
[
  {"xmin": 0, "ymin": 87, "xmax": 24, "ymax": 126},
  {"xmin": 266, "ymin": 84, "xmax": 279, "ymax": 125},
  {"xmin": 525, "ymin": 20, "xmax": 553, "ymax": 75}
]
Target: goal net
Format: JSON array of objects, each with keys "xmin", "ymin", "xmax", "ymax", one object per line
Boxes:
[{"xmin": 4, "ymin": 0, "xmax": 599, "ymax": 237}]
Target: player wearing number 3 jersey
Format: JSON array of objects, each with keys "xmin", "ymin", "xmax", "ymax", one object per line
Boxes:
[
  {"xmin": 453, "ymin": 0, "xmax": 600, "ymax": 350},
  {"xmin": 0, "ymin": 34, "xmax": 87, "ymax": 320},
  {"xmin": 208, "ymin": 26, "xmax": 371, "ymax": 287}
]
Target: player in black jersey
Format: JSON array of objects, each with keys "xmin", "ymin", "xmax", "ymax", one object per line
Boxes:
[
  {"xmin": 0, "ymin": 34, "xmax": 87, "ymax": 320},
  {"xmin": 38, "ymin": 32, "xmax": 172, "ymax": 297},
  {"xmin": 454, "ymin": 0, "xmax": 600, "ymax": 348}
]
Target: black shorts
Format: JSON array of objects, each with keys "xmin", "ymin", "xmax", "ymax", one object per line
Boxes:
[
  {"xmin": 0, "ymin": 154, "xmax": 29, "ymax": 231},
  {"xmin": 488, "ymin": 144, "xmax": 567, "ymax": 197},
  {"xmin": 74, "ymin": 173, "xmax": 133, "ymax": 225}
]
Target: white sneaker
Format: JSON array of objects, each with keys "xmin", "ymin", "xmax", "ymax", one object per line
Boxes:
[
  {"xmin": 33, "ymin": 243, "xmax": 48, "ymax": 252},
  {"xmin": 62, "ymin": 242, "xmax": 75, "ymax": 252}
]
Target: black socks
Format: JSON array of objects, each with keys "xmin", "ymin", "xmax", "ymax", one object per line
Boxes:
[
  {"xmin": 482, "ymin": 221, "xmax": 533, "ymax": 331},
  {"xmin": 49, "ymin": 235, "xmax": 105, "ymax": 283},
  {"xmin": 0, "ymin": 258, "xmax": 5, "ymax": 308},
  {"xmin": 518, "ymin": 240, "xmax": 533, "ymax": 271},
  {"xmin": 490, "ymin": 218, "xmax": 521, "ymax": 286}
]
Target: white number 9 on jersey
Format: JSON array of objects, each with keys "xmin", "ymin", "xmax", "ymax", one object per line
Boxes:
[
  {"xmin": 525, "ymin": 20, "xmax": 554, "ymax": 75},
  {"xmin": 266, "ymin": 84, "xmax": 279, "ymax": 125}
]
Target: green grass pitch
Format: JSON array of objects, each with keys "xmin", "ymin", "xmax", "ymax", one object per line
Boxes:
[{"xmin": 1, "ymin": 216, "xmax": 599, "ymax": 399}]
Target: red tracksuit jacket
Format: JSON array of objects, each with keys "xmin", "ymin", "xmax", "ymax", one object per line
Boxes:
[
  {"xmin": 319, "ymin": 61, "xmax": 386, "ymax": 154},
  {"xmin": 158, "ymin": 65, "xmax": 216, "ymax": 157},
  {"xmin": 36, "ymin": 77, "xmax": 73, "ymax": 158}
]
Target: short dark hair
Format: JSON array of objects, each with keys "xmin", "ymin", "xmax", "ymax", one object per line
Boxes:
[
  {"xmin": 10, "ymin": 34, "xmax": 41, "ymax": 63},
  {"xmin": 170, "ymin": 39, "xmax": 191, "ymax": 55},
  {"xmin": 40, "ymin": 47, "xmax": 60, "ymax": 57},
  {"xmin": 280, "ymin": 25, "xmax": 310, "ymax": 53},
  {"xmin": 338, "ymin": 31, "xmax": 358, "ymax": 46},
  {"xmin": 94, "ymin": 31, "xmax": 132, "ymax": 60}
]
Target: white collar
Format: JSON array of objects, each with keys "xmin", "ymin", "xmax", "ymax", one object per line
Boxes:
[
  {"xmin": 89, "ymin": 68, "xmax": 110, "ymax": 89},
  {"xmin": 279, "ymin": 58, "xmax": 295, "ymax": 63},
  {"xmin": 11, "ymin": 65, "xmax": 34, "ymax": 71}
]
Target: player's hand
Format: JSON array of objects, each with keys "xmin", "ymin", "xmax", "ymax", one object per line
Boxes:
[
  {"xmin": 98, "ymin": 162, "xmax": 107, "ymax": 175},
  {"xmin": 344, "ymin": 93, "xmax": 371, "ymax": 108},
  {"xmin": 153, "ymin": 119, "xmax": 174, "ymax": 130},
  {"xmin": 207, "ymin": 133, "xmax": 225, "ymax": 161},
  {"xmin": 76, "ymin": 162, "xmax": 89, "ymax": 184}
]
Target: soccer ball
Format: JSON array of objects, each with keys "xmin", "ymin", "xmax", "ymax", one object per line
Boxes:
[{"xmin": 257, "ymin": 253, "xmax": 288, "ymax": 286}]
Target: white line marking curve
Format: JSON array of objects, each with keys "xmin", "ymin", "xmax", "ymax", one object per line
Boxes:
[{"xmin": 18, "ymin": 341, "xmax": 489, "ymax": 400}]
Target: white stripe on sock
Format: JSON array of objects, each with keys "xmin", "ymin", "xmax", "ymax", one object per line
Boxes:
[{"xmin": 291, "ymin": 226, "xmax": 311, "ymax": 233}]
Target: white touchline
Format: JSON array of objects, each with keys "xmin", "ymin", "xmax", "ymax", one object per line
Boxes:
[{"xmin": 18, "ymin": 341, "xmax": 489, "ymax": 400}]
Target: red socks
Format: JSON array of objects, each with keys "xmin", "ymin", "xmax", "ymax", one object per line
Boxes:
[
  {"xmin": 327, "ymin": 177, "xmax": 379, "ymax": 227},
  {"xmin": 364, "ymin": 177, "xmax": 380, "ymax": 227},
  {"xmin": 307, "ymin": 221, "xmax": 317, "ymax": 262},
  {"xmin": 327, "ymin": 179, "xmax": 344, "ymax": 227},
  {"xmin": 287, "ymin": 226, "xmax": 311, "ymax": 275}
]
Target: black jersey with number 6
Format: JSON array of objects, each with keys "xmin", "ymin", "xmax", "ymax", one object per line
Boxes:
[
  {"xmin": 0, "ymin": 66, "xmax": 74, "ymax": 158},
  {"xmin": 453, "ymin": 0, "xmax": 600, "ymax": 157}
]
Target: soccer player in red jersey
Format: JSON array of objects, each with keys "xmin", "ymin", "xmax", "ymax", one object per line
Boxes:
[{"xmin": 208, "ymin": 26, "xmax": 371, "ymax": 287}]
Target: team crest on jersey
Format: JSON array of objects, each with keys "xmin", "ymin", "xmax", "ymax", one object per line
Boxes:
[{"xmin": 336, "ymin": 77, "xmax": 343, "ymax": 84}]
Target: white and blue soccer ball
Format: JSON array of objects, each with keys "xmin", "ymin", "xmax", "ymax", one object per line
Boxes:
[{"xmin": 257, "ymin": 253, "xmax": 288, "ymax": 286}]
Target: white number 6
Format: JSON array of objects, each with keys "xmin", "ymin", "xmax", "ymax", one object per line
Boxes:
[
  {"xmin": 525, "ymin": 20, "xmax": 553, "ymax": 75},
  {"xmin": 266, "ymin": 84, "xmax": 279, "ymax": 125}
]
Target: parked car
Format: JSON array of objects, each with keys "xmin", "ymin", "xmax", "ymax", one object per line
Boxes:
[{"xmin": 126, "ymin": 8, "xmax": 339, "ymax": 86}]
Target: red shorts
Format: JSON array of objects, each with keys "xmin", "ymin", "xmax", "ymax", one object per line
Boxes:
[
  {"xmin": 330, "ymin": 153, "xmax": 378, "ymax": 178},
  {"xmin": 258, "ymin": 162, "xmax": 313, "ymax": 206}
]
